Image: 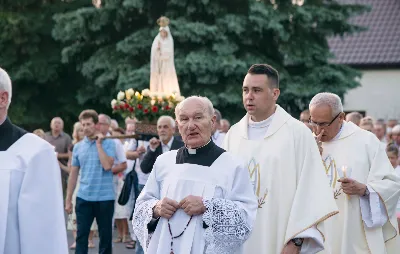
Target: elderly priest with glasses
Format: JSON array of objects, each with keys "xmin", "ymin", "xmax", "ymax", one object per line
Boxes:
[
  {"xmin": 309, "ymin": 92, "xmax": 400, "ymax": 254},
  {"xmin": 132, "ymin": 96, "xmax": 257, "ymax": 254},
  {"xmin": 0, "ymin": 67, "xmax": 68, "ymax": 253}
]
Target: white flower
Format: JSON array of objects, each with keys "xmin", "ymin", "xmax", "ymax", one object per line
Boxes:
[
  {"xmin": 111, "ymin": 99, "xmax": 117, "ymax": 107},
  {"xmin": 151, "ymin": 99, "xmax": 156, "ymax": 105},
  {"xmin": 117, "ymin": 91, "xmax": 125, "ymax": 100},
  {"xmin": 176, "ymin": 95, "xmax": 185, "ymax": 102},
  {"xmin": 126, "ymin": 88, "xmax": 135, "ymax": 97},
  {"xmin": 150, "ymin": 91, "xmax": 159, "ymax": 98},
  {"xmin": 135, "ymin": 91, "xmax": 140, "ymax": 97},
  {"xmin": 142, "ymin": 89, "xmax": 150, "ymax": 97}
]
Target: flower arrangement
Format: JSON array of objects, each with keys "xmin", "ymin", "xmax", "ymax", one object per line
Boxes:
[{"xmin": 111, "ymin": 88, "xmax": 184, "ymax": 123}]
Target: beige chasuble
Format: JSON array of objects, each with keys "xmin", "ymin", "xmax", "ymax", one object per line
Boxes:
[
  {"xmin": 223, "ymin": 105, "xmax": 338, "ymax": 253},
  {"xmin": 319, "ymin": 121, "xmax": 400, "ymax": 254}
]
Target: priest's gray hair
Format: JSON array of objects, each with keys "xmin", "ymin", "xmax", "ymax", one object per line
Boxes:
[
  {"xmin": 309, "ymin": 92, "xmax": 343, "ymax": 117},
  {"xmin": 175, "ymin": 96, "xmax": 214, "ymax": 119},
  {"xmin": 158, "ymin": 115, "xmax": 176, "ymax": 129},
  {"xmin": 0, "ymin": 67, "xmax": 12, "ymax": 108}
]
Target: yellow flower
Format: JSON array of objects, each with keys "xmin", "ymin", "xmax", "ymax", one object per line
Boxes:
[
  {"xmin": 125, "ymin": 90, "xmax": 132, "ymax": 100},
  {"xmin": 135, "ymin": 91, "xmax": 140, "ymax": 97}
]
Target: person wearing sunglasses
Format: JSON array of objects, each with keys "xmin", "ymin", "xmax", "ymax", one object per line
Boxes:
[{"xmin": 309, "ymin": 92, "xmax": 400, "ymax": 254}]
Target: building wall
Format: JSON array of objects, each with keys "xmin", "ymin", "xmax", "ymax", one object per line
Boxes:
[{"xmin": 343, "ymin": 69, "xmax": 400, "ymax": 120}]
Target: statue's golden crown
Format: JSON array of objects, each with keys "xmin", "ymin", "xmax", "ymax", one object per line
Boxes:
[{"xmin": 157, "ymin": 16, "xmax": 170, "ymax": 27}]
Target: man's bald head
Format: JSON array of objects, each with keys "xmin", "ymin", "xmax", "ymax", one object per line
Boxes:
[
  {"xmin": 0, "ymin": 67, "xmax": 12, "ymax": 111},
  {"xmin": 175, "ymin": 96, "xmax": 214, "ymax": 120},
  {"xmin": 175, "ymin": 96, "xmax": 216, "ymax": 148},
  {"xmin": 345, "ymin": 112, "xmax": 363, "ymax": 126}
]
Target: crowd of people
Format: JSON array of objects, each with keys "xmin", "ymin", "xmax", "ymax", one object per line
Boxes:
[
  {"xmin": 2, "ymin": 64, "xmax": 400, "ymax": 254},
  {"xmin": 28, "ymin": 108, "xmax": 230, "ymax": 253}
]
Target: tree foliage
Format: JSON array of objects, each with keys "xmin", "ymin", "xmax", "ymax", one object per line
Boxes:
[
  {"xmin": 0, "ymin": 0, "xmax": 88, "ymax": 131},
  {"xmin": 2, "ymin": 0, "xmax": 368, "ymax": 130}
]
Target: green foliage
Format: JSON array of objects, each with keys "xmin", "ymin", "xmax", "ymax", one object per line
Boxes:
[
  {"xmin": 52, "ymin": 0, "xmax": 367, "ymax": 123},
  {"xmin": 0, "ymin": 0, "xmax": 88, "ymax": 132},
  {"xmin": 1, "ymin": 0, "xmax": 368, "ymax": 131}
]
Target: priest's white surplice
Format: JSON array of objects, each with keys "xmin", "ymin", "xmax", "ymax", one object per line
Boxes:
[
  {"xmin": 132, "ymin": 150, "xmax": 257, "ymax": 254},
  {"xmin": 223, "ymin": 105, "xmax": 339, "ymax": 254},
  {"xmin": 319, "ymin": 121, "xmax": 400, "ymax": 254},
  {"xmin": 0, "ymin": 134, "xmax": 68, "ymax": 254}
]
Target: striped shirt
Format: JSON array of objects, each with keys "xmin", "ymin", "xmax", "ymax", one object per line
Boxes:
[{"xmin": 72, "ymin": 137, "xmax": 116, "ymax": 201}]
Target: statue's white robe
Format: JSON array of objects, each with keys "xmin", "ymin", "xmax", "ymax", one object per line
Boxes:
[
  {"xmin": 150, "ymin": 26, "xmax": 180, "ymax": 95},
  {"xmin": 320, "ymin": 121, "xmax": 400, "ymax": 254},
  {"xmin": 223, "ymin": 105, "xmax": 339, "ymax": 253},
  {"xmin": 0, "ymin": 134, "xmax": 68, "ymax": 254}
]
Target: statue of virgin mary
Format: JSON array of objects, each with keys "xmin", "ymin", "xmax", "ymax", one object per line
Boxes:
[{"xmin": 150, "ymin": 16, "xmax": 180, "ymax": 95}]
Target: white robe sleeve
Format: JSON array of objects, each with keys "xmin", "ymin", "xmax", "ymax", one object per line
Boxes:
[
  {"xmin": 295, "ymin": 227, "xmax": 324, "ymax": 254},
  {"xmin": 18, "ymin": 147, "xmax": 68, "ymax": 254},
  {"xmin": 132, "ymin": 165, "xmax": 160, "ymax": 250},
  {"xmin": 202, "ymin": 163, "xmax": 258, "ymax": 253},
  {"xmin": 360, "ymin": 185, "xmax": 388, "ymax": 228}
]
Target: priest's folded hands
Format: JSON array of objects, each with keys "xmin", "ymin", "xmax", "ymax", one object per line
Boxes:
[
  {"xmin": 337, "ymin": 177, "xmax": 367, "ymax": 196},
  {"xmin": 152, "ymin": 196, "xmax": 206, "ymax": 219}
]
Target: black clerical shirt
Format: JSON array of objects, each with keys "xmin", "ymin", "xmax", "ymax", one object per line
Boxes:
[
  {"xmin": 0, "ymin": 117, "xmax": 27, "ymax": 151},
  {"xmin": 176, "ymin": 139, "xmax": 225, "ymax": 166}
]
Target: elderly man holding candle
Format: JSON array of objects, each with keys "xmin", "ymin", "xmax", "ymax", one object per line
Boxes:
[
  {"xmin": 132, "ymin": 96, "xmax": 257, "ymax": 254},
  {"xmin": 309, "ymin": 92, "xmax": 400, "ymax": 254}
]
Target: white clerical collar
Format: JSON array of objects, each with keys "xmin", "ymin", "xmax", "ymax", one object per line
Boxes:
[
  {"xmin": 186, "ymin": 139, "xmax": 211, "ymax": 154},
  {"xmin": 162, "ymin": 136, "xmax": 174, "ymax": 149},
  {"xmin": 0, "ymin": 115, "xmax": 6, "ymax": 126},
  {"xmin": 248, "ymin": 113, "xmax": 275, "ymax": 129}
]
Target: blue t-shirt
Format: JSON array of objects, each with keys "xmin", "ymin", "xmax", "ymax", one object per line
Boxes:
[{"xmin": 72, "ymin": 137, "xmax": 116, "ymax": 201}]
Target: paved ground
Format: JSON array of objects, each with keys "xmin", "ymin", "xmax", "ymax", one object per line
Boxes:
[{"xmin": 67, "ymin": 228, "xmax": 135, "ymax": 254}]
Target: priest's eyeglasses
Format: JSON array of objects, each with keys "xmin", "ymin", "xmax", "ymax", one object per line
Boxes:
[{"xmin": 309, "ymin": 112, "xmax": 341, "ymax": 127}]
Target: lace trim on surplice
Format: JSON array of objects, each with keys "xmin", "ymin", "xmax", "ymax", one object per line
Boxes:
[{"xmin": 203, "ymin": 198, "xmax": 251, "ymax": 254}]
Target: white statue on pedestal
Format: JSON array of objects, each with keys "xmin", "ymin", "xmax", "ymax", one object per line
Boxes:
[{"xmin": 150, "ymin": 16, "xmax": 180, "ymax": 96}]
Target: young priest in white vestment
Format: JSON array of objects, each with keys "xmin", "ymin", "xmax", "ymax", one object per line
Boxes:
[
  {"xmin": 309, "ymin": 92, "xmax": 400, "ymax": 254},
  {"xmin": 0, "ymin": 67, "xmax": 68, "ymax": 254},
  {"xmin": 132, "ymin": 96, "xmax": 257, "ymax": 254},
  {"xmin": 223, "ymin": 64, "xmax": 339, "ymax": 254}
]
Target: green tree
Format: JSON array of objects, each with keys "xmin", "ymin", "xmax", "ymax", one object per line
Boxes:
[
  {"xmin": 51, "ymin": 0, "xmax": 367, "ymax": 123},
  {"xmin": 0, "ymin": 0, "xmax": 88, "ymax": 132}
]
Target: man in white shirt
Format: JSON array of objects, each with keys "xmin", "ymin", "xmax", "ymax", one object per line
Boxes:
[
  {"xmin": 309, "ymin": 92, "xmax": 400, "ymax": 253},
  {"xmin": 132, "ymin": 96, "xmax": 257, "ymax": 253},
  {"xmin": 140, "ymin": 116, "xmax": 184, "ymax": 174},
  {"xmin": 0, "ymin": 67, "xmax": 68, "ymax": 254},
  {"xmin": 223, "ymin": 64, "xmax": 338, "ymax": 254},
  {"xmin": 211, "ymin": 108, "xmax": 225, "ymax": 147}
]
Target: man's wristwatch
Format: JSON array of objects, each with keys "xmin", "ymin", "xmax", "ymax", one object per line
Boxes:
[{"xmin": 291, "ymin": 238, "xmax": 304, "ymax": 247}]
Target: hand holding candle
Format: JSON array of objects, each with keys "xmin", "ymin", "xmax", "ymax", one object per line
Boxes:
[{"xmin": 338, "ymin": 167, "xmax": 366, "ymax": 196}]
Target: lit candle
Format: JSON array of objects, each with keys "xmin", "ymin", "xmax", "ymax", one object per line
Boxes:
[{"xmin": 341, "ymin": 166, "xmax": 350, "ymax": 199}]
